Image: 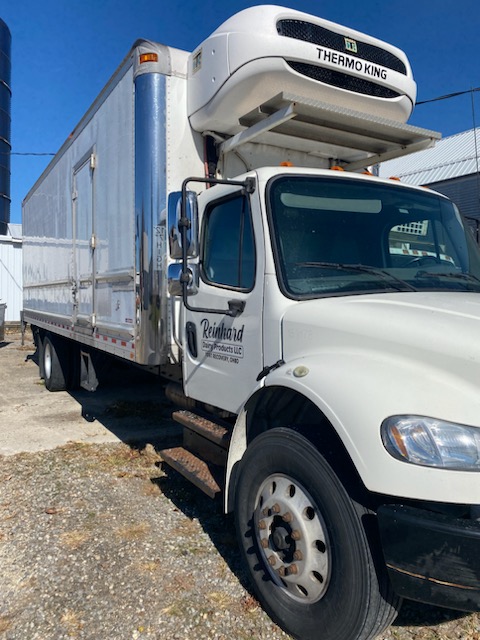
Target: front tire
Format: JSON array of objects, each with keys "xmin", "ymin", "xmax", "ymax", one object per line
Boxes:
[{"xmin": 234, "ymin": 428, "xmax": 400, "ymax": 640}]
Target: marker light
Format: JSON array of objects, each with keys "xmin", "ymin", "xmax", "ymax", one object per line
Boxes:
[
  {"xmin": 140, "ymin": 53, "xmax": 158, "ymax": 64},
  {"xmin": 381, "ymin": 415, "xmax": 480, "ymax": 471}
]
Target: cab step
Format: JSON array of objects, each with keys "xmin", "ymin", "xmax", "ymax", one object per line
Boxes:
[
  {"xmin": 160, "ymin": 446, "xmax": 222, "ymax": 498},
  {"xmin": 172, "ymin": 410, "xmax": 231, "ymax": 466},
  {"xmin": 172, "ymin": 410, "xmax": 230, "ymax": 447},
  {"xmin": 159, "ymin": 410, "xmax": 233, "ymax": 498}
]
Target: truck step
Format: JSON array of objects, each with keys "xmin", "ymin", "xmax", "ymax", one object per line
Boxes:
[
  {"xmin": 160, "ymin": 447, "xmax": 222, "ymax": 499},
  {"xmin": 172, "ymin": 410, "xmax": 231, "ymax": 448}
]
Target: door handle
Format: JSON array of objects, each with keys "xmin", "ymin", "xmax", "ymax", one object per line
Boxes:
[{"xmin": 186, "ymin": 321, "xmax": 198, "ymax": 358}]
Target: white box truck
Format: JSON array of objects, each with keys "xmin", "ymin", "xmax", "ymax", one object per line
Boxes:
[{"xmin": 22, "ymin": 6, "xmax": 480, "ymax": 640}]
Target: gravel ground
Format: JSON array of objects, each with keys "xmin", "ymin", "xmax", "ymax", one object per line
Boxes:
[
  {"xmin": 1, "ymin": 331, "xmax": 480, "ymax": 639},
  {"xmin": 0, "ymin": 443, "xmax": 290, "ymax": 640}
]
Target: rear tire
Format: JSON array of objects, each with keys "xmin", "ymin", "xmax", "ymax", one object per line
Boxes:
[
  {"xmin": 34, "ymin": 329, "xmax": 46, "ymax": 379},
  {"xmin": 43, "ymin": 335, "xmax": 72, "ymax": 392},
  {"xmin": 234, "ymin": 428, "xmax": 400, "ymax": 640}
]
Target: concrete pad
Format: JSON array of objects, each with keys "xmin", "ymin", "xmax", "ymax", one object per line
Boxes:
[{"xmin": 0, "ymin": 331, "xmax": 181, "ymax": 456}]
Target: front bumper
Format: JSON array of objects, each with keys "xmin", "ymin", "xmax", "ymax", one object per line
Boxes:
[{"xmin": 378, "ymin": 504, "xmax": 480, "ymax": 611}]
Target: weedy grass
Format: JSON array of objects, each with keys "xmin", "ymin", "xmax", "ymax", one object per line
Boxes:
[
  {"xmin": 0, "ymin": 616, "xmax": 12, "ymax": 633},
  {"xmin": 114, "ymin": 522, "xmax": 151, "ymax": 541},
  {"xmin": 60, "ymin": 529, "xmax": 92, "ymax": 550},
  {"xmin": 60, "ymin": 609, "xmax": 84, "ymax": 636}
]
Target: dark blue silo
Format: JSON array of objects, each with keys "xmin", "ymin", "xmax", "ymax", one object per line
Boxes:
[{"xmin": 0, "ymin": 18, "xmax": 11, "ymax": 236}]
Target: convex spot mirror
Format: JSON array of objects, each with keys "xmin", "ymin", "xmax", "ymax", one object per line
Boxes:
[{"xmin": 167, "ymin": 263, "xmax": 199, "ymax": 297}]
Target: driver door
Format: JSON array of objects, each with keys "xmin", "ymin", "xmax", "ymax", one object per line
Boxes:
[{"xmin": 182, "ymin": 184, "xmax": 264, "ymax": 414}]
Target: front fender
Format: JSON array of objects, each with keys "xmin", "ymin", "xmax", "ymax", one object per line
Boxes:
[{"xmin": 227, "ymin": 350, "xmax": 480, "ymax": 509}]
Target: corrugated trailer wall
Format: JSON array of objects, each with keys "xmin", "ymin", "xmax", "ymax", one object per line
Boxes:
[
  {"xmin": 0, "ymin": 233, "xmax": 22, "ymax": 321},
  {"xmin": 22, "ymin": 59, "xmax": 136, "ymax": 354}
]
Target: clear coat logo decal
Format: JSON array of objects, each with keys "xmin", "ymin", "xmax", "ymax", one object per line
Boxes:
[{"xmin": 200, "ymin": 318, "xmax": 244, "ymax": 365}]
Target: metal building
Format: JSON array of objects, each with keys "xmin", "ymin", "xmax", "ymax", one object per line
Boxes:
[
  {"xmin": 0, "ymin": 17, "xmax": 11, "ymax": 236},
  {"xmin": 0, "ymin": 223, "xmax": 22, "ymax": 322},
  {"xmin": 379, "ymin": 128, "xmax": 480, "ymax": 224}
]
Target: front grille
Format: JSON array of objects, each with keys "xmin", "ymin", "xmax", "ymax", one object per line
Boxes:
[
  {"xmin": 277, "ymin": 19, "xmax": 407, "ymax": 76},
  {"xmin": 287, "ymin": 61, "xmax": 401, "ymax": 99}
]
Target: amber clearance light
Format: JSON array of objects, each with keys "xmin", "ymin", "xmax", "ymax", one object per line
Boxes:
[{"xmin": 139, "ymin": 52, "xmax": 158, "ymax": 64}]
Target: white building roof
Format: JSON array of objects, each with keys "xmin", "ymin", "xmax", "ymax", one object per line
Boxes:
[
  {"xmin": 6, "ymin": 223, "xmax": 22, "ymax": 240},
  {"xmin": 379, "ymin": 127, "xmax": 480, "ymax": 186}
]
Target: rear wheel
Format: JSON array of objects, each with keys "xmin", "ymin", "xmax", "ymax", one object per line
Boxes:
[
  {"xmin": 33, "ymin": 329, "xmax": 46, "ymax": 379},
  {"xmin": 234, "ymin": 428, "xmax": 400, "ymax": 640},
  {"xmin": 43, "ymin": 335, "xmax": 72, "ymax": 392}
]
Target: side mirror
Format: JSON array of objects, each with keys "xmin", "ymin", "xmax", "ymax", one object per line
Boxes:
[
  {"xmin": 167, "ymin": 263, "xmax": 198, "ymax": 297},
  {"xmin": 167, "ymin": 191, "xmax": 198, "ymax": 259}
]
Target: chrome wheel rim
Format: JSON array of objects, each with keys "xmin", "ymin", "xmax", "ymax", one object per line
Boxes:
[
  {"xmin": 44, "ymin": 342, "xmax": 52, "ymax": 380},
  {"xmin": 254, "ymin": 473, "xmax": 331, "ymax": 603}
]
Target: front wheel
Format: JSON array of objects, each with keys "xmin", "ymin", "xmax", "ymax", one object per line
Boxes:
[{"xmin": 234, "ymin": 428, "xmax": 400, "ymax": 640}]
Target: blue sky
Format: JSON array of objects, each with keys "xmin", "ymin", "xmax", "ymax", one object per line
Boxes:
[{"xmin": 2, "ymin": 0, "xmax": 480, "ymax": 224}]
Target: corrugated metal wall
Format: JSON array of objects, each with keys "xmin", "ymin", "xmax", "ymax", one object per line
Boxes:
[
  {"xmin": 429, "ymin": 173, "xmax": 480, "ymax": 220},
  {"xmin": 379, "ymin": 129, "xmax": 480, "ymax": 188},
  {"xmin": 0, "ymin": 234, "xmax": 22, "ymax": 321}
]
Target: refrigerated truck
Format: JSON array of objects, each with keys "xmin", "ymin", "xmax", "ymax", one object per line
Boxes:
[{"xmin": 22, "ymin": 6, "xmax": 480, "ymax": 640}]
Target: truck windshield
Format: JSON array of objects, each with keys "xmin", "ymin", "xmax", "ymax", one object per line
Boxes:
[{"xmin": 268, "ymin": 175, "xmax": 480, "ymax": 298}]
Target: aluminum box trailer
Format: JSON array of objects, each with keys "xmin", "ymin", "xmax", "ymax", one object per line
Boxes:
[
  {"xmin": 22, "ymin": 6, "xmax": 480, "ymax": 640},
  {"xmin": 23, "ymin": 41, "xmax": 203, "ymax": 371}
]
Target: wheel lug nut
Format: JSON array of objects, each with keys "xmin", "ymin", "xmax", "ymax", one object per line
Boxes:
[
  {"xmin": 277, "ymin": 566, "xmax": 286, "ymax": 577},
  {"xmin": 291, "ymin": 530, "xmax": 301, "ymax": 541},
  {"xmin": 260, "ymin": 538, "xmax": 269, "ymax": 549},
  {"xmin": 258, "ymin": 519, "xmax": 266, "ymax": 530},
  {"xmin": 293, "ymin": 550, "xmax": 303, "ymax": 561},
  {"xmin": 267, "ymin": 555, "xmax": 277, "ymax": 567},
  {"xmin": 282, "ymin": 512, "xmax": 293, "ymax": 523},
  {"xmin": 288, "ymin": 563, "xmax": 298, "ymax": 575},
  {"xmin": 272, "ymin": 503, "xmax": 281, "ymax": 514},
  {"xmin": 262, "ymin": 508, "xmax": 269, "ymax": 517}
]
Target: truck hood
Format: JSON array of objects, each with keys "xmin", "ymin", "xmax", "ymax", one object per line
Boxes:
[{"xmin": 282, "ymin": 292, "xmax": 480, "ymax": 378}]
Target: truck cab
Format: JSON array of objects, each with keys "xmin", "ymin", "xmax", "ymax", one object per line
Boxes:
[{"xmin": 165, "ymin": 161, "xmax": 480, "ymax": 640}]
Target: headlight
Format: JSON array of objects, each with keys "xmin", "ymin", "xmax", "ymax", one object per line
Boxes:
[{"xmin": 381, "ymin": 415, "xmax": 480, "ymax": 471}]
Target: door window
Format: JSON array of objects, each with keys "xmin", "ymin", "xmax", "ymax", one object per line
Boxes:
[{"xmin": 202, "ymin": 194, "xmax": 255, "ymax": 290}]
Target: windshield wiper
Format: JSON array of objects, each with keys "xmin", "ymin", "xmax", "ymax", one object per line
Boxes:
[
  {"xmin": 415, "ymin": 270, "xmax": 480, "ymax": 287},
  {"xmin": 296, "ymin": 262, "xmax": 417, "ymax": 292}
]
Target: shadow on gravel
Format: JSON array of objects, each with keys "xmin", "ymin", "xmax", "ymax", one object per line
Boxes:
[
  {"xmin": 0, "ymin": 340, "xmax": 11, "ymax": 349},
  {"xmin": 151, "ymin": 470, "xmax": 254, "ymax": 596},
  {"xmin": 68, "ymin": 363, "xmax": 184, "ymax": 450},
  {"xmin": 393, "ymin": 599, "xmax": 467, "ymax": 628},
  {"xmin": 27, "ymin": 339, "xmax": 183, "ymax": 450},
  {"xmin": 61, "ymin": 358, "xmax": 255, "ymax": 597},
  {"xmin": 25, "ymin": 349, "xmax": 39, "ymax": 364}
]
